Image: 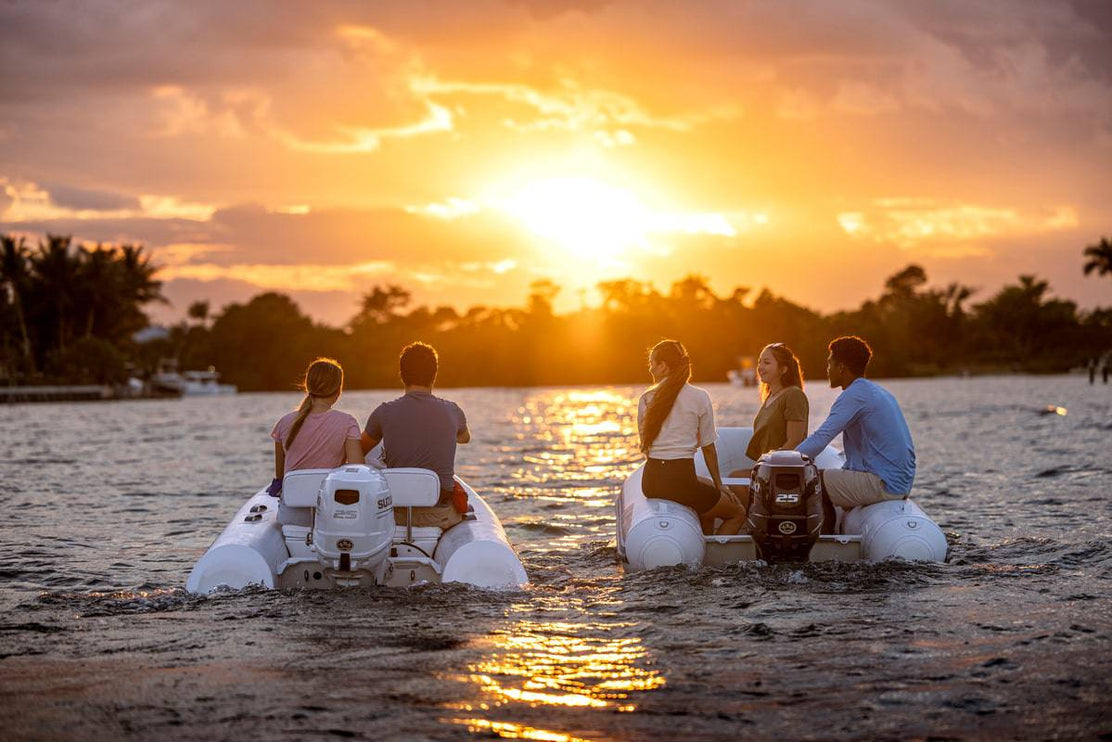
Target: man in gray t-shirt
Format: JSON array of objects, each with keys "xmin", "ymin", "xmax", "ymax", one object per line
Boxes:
[{"xmin": 361, "ymin": 342, "xmax": 470, "ymax": 529}]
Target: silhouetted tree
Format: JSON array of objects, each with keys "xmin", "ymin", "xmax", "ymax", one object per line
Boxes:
[
  {"xmin": 972, "ymin": 275, "xmax": 1082, "ymax": 369},
  {"xmin": 0, "ymin": 236, "xmax": 35, "ymax": 374},
  {"xmin": 1083, "ymin": 236, "xmax": 1112, "ymax": 278},
  {"xmin": 187, "ymin": 300, "xmax": 210, "ymax": 326}
]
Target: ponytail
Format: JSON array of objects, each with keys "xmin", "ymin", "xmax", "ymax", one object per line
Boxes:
[
  {"xmin": 285, "ymin": 357, "xmax": 344, "ymax": 450},
  {"xmin": 640, "ymin": 340, "xmax": 692, "ymax": 454}
]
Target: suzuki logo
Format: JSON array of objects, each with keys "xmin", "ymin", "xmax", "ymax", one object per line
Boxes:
[{"xmin": 778, "ymin": 521, "xmax": 798, "ymax": 534}]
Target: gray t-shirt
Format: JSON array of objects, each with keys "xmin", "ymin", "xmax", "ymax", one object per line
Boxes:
[{"xmin": 364, "ymin": 390, "xmax": 467, "ymax": 492}]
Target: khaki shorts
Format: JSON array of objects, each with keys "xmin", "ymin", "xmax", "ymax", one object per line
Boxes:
[
  {"xmin": 394, "ymin": 502, "xmax": 464, "ymax": 530},
  {"xmin": 822, "ymin": 469, "xmax": 905, "ymax": 509}
]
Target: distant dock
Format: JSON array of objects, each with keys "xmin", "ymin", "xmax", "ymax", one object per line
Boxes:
[
  {"xmin": 0, "ymin": 384, "xmax": 180, "ymax": 404},
  {"xmin": 0, "ymin": 385, "xmax": 114, "ymax": 403}
]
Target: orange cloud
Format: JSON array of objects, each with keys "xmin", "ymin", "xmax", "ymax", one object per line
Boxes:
[{"xmin": 838, "ymin": 199, "xmax": 1080, "ymax": 255}]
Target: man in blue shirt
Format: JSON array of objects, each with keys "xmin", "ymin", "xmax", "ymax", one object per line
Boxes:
[{"xmin": 796, "ymin": 336, "xmax": 916, "ymax": 509}]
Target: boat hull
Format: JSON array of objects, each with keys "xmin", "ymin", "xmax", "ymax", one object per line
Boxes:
[{"xmin": 187, "ymin": 477, "xmax": 527, "ymax": 593}]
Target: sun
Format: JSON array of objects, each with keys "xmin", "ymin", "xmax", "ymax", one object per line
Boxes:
[{"xmin": 498, "ymin": 177, "xmax": 654, "ymax": 260}]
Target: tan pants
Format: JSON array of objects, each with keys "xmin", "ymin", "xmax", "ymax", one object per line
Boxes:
[
  {"xmin": 394, "ymin": 502, "xmax": 464, "ymax": 529},
  {"xmin": 822, "ymin": 469, "xmax": 905, "ymax": 509}
]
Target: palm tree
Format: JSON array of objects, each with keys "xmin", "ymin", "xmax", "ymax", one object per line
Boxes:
[
  {"xmin": 187, "ymin": 300, "xmax": 210, "ymax": 326},
  {"xmin": 28, "ymin": 234, "xmax": 82, "ymax": 355},
  {"xmin": 1083, "ymin": 236, "xmax": 1112, "ymax": 277},
  {"xmin": 76, "ymin": 244, "xmax": 118, "ymax": 339},
  {"xmin": 0, "ymin": 235, "xmax": 35, "ymax": 374}
]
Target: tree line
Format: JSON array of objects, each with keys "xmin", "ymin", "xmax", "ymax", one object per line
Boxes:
[
  {"xmin": 2, "ymin": 232, "xmax": 1110, "ymax": 390},
  {"xmin": 0, "ymin": 234, "xmax": 161, "ymax": 384}
]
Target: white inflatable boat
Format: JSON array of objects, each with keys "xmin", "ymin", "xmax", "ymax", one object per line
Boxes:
[
  {"xmin": 187, "ymin": 465, "xmax": 528, "ymax": 593},
  {"xmin": 617, "ymin": 427, "xmax": 947, "ymax": 570}
]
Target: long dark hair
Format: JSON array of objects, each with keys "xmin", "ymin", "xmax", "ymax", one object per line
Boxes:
[
  {"xmin": 640, "ymin": 339, "xmax": 692, "ymax": 454},
  {"xmin": 285, "ymin": 357, "xmax": 344, "ymax": 450},
  {"xmin": 759, "ymin": 343, "xmax": 805, "ymax": 402}
]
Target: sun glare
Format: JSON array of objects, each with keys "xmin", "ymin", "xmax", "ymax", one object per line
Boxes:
[{"xmin": 499, "ymin": 177, "xmax": 654, "ymax": 261}]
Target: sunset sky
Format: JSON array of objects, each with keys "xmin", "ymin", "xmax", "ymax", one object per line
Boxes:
[{"xmin": 2, "ymin": 0, "xmax": 1110, "ymax": 325}]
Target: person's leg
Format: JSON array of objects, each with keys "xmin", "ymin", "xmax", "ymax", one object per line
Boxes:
[
  {"xmin": 644, "ymin": 459, "xmax": 745, "ymax": 534},
  {"xmin": 694, "ymin": 480, "xmax": 746, "ymax": 535},
  {"xmin": 725, "ymin": 468, "xmax": 752, "ymax": 515},
  {"xmin": 821, "ymin": 469, "xmax": 892, "ymax": 509},
  {"xmin": 818, "ymin": 471, "xmax": 837, "ymax": 534},
  {"xmin": 641, "ymin": 458, "xmax": 667, "ymax": 499},
  {"xmin": 409, "ymin": 504, "xmax": 464, "ymax": 529}
]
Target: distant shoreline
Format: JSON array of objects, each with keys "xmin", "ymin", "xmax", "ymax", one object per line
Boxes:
[{"xmin": 2, "ymin": 370, "xmax": 1098, "ymax": 403}]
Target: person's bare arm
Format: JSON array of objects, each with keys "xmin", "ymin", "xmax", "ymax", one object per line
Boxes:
[
  {"xmin": 274, "ymin": 441, "xmax": 284, "ymax": 479},
  {"xmin": 701, "ymin": 443, "xmax": 730, "ymax": 495},
  {"xmin": 345, "ymin": 438, "xmax": 363, "ymax": 464},
  {"xmin": 782, "ymin": 420, "xmax": 807, "ymax": 450},
  {"xmin": 360, "ymin": 431, "xmax": 381, "ymax": 455}
]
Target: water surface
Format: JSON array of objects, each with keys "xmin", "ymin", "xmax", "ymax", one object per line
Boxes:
[{"xmin": 0, "ymin": 376, "xmax": 1109, "ymax": 739}]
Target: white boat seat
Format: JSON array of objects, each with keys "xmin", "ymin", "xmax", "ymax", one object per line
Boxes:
[
  {"xmin": 281, "ymin": 468, "xmax": 333, "ymax": 507},
  {"xmin": 383, "ymin": 468, "xmax": 441, "ymax": 507}
]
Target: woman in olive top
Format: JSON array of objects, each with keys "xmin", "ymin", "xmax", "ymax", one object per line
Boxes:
[
  {"xmin": 746, "ymin": 342, "xmax": 809, "ymax": 461},
  {"xmin": 727, "ymin": 344, "xmax": 810, "ymax": 516}
]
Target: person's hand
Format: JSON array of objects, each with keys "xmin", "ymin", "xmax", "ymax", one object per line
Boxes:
[
  {"xmin": 266, "ymin": 478, "xmax": 282, "ymax": 497},
  {"xmin": 720, "ymin": 484, "xmax": 747, "ymax": 512}
]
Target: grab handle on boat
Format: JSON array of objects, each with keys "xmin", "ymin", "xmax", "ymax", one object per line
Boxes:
[{"xmin": 721, "ymin": 477, "xmax": 751, "ymax": 487}]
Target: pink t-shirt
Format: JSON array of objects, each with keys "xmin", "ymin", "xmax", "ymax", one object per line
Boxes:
[{"xmin": 271, "ymin": 408, "xmax": 361, "ymax": 474}]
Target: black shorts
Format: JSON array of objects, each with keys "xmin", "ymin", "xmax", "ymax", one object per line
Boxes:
[{"xmin": 642, "ymin": 457, "xmax": 720, "ymax": 514}]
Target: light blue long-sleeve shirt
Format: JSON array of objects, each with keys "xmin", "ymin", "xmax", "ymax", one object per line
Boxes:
[{"xmin": 796, "ymin": 378, "xmax": 916, "ymax": 495}]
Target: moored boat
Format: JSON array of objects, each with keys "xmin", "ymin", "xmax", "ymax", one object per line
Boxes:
[
  {"xmin": 617, "ymin": 427, "xmax": 947, "ymax": 570},
  {"xmin": 187, "ymin": 465, "xmax": 528, "ymax": 593},
  {"xmin": 152, "ymin": 360, "xmax": 237, "ymax": 396}
]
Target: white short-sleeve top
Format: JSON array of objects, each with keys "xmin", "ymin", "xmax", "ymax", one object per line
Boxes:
[{"xmin": 638, "ymin": 383, "xmax": 718, "ymax": 459}]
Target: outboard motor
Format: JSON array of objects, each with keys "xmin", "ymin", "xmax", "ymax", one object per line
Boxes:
[
  {"xmin": 747, "ymin": 451, "xmax": 824, "ymax": 563},
  {"xmin": 313, "ymin": 465, "xmax": 394, "ymax": 575}
]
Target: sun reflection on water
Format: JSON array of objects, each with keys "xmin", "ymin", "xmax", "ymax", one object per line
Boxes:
[
  {"xmin": 457, "ymin": 618, "xmax": 664, "ymax": 717},
  {"xmin": 449, "ymin": 718, "xmax": 592, "ymax": 742},
  {"xmin": 511, "ymin": 388, "xmax": 640, "ymax": 501}
]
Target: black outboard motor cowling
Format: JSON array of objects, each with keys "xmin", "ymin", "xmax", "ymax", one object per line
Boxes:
[{"xmin": 747, "ymin": 451, "xmax": 824, "ymax": 563}]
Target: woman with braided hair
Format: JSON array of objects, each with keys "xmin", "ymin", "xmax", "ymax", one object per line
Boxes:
[{"xmin": 638, "ymin": 340, "xmax": 747, "ymax": 535}]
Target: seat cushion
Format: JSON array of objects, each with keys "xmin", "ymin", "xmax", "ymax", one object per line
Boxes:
[
  {"xmin": 282, "ymin": 468, "xmax": 332, "ymax": 507},
  {"xmin": 383, "ymin": 468, "xmax": 441, "ymax": 507}
]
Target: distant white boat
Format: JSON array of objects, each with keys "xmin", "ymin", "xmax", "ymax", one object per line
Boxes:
[
  {"xmin": 152, "ymin": 363, "xmax": 237, "ymax": 396},
  {"xmin": 727, "ymin": 368, "xmax": 757, "ymax": 387},
  {"xmin": 179, "ymin": 369, "xmax": 238, "ymax": 395},
  {"xmin": 727, "ymin": 355, "xmax": 758, "ymax": 387}
]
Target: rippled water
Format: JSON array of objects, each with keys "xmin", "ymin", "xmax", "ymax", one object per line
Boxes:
[{"xmin": 1, "ymin": 376, "xmax": 1109, "ymax": 740}]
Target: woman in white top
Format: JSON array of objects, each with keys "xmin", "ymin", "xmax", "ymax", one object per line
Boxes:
[{"xmin": 638, "ymin": 339, "xmax": 747, "ymax": 535}]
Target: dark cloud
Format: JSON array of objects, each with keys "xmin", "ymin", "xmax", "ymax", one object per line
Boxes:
[
  {"xmin": 0, "ymin": 0, "xmax": 536, "ymax": 103},
  {"xmin": 152, "ymin": 276, "xmax": 363, "ymax": 327},
  {"xmin": 203, "ymin": 204, "xmax": 528, "ymax": 266},
  {"xmin": 0, "ymin": 217, "xmax": 215, "ymax": 249},
  {"xmin": 5, "ymin": 203, "xmax": 532, "ymax": 267},
  {"xmin": 42, "ymin": 182, "xmax": 141, "ymax": 211}
]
